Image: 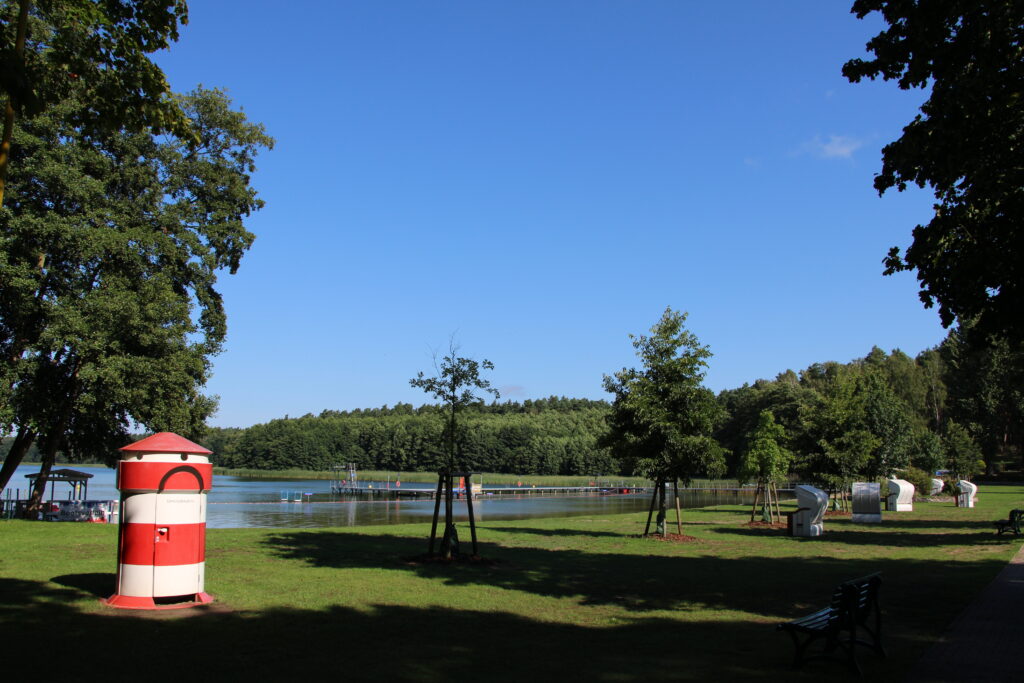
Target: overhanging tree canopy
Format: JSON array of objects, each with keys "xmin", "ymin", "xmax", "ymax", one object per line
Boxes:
[
  {"xmin": 843, "ymin": 0, "xmax": 1024, "ymax": 341},
  {"xmin": 0, "ymin": 86, "xmax": 272, "ymax": 504},
  {"xmin": 0, "ymin": 0, "xmax": 191, "ymax": 206}
]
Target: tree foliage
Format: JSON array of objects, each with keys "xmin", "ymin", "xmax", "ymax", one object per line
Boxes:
[
  {"xmin": 943, "ymin": 420, "xmax": 984, "ymax": 480},
  {"xmin": 43, "ymin": 335, "xmax": 1015, "ymax": 495},
  {"xmin": 602, "ymin": 308, "xmax": 726, "ymax": 485},
  {"xmin": 0, "ymin": 0, "xmax": 191, "ymax": 205},
  {"xmin": 206, "ymin": 398, "xmax": 617, "ymax": 475},
  {"xmin": 409, "ymin": 343, "xmax": 499, "ymax": 474},
  {"xmin": 844, "ymin": 0, "xmax": 1024, "ymax": 340},
  {"xmin": 0, "ymin": 85, "xmax": 272, "ymax": 499},
  {"xmin": 941, "ymin": 326, "xmax": 1024, "ymax": 474},
  {"xmin": 602, "ymin": 308, "xmax": 725, "ymax": 533},
  {"xmin": 738, "ymin": 409, "xmax": 792, "ymax": 486}
]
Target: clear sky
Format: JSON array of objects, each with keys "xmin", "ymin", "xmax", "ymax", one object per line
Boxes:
[{"xmin": 155, "ymin": 1, "xmax": 945, "ymax": 428}]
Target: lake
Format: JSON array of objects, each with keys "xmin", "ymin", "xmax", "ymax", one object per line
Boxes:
[{"xmin": 3, "ymin": 464, "xmax": 769, "ymax": 529}]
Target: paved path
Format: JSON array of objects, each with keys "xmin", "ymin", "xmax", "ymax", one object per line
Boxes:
[{"xmin": 906, "ymin": 543, "xmax": 1024, "ymax": 682}]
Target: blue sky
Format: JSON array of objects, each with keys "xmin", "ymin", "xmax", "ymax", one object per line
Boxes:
[{"xmin": 156, "ymin": 1, "xmax": 944, "ymax": 428}]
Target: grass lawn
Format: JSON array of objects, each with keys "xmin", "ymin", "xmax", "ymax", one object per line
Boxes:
[{"xmin": 2, "ymin": 487, "xmax": 1022, "ymax": 681}]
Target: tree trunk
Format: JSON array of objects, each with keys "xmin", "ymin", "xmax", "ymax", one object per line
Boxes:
[
  {"xmin": 643, "ymin": 480, "xmax": 659, "ymax": 537},
  {"xmin": 655, "ymin": 479, "xmax": 667, "ymax": 536},
  {"xmin": 441, "ymin": 393, "xmax": 459, "ymax": 558},
  {"xmin": 0, "ymin": 425, "xmax": 35, "ymax": 492},
  {"xmin": 1000, "ymin": 422, "xmax": 1010, "ymax": 474},
  {"xmin": 440, "ymin": 472, "xmax": 458, "ymax": 559},
  {"xmin": 23, "ymin": 362, "xmax": 79, "ymax": 518},
  {"xmin": 24, "ymin": 432, "xmax": 61, "ymax": 519}
]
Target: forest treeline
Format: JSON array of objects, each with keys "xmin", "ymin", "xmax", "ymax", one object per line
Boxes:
[
  {"xmin": 201, "ymin": 398, "xmax": 617, "ymax": 476},
  {"xmin": 198, "ymin": 328, "xmax": 1023, "ymax": 486}
]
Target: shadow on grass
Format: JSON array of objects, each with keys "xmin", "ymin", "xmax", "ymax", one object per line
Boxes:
[
  {"xmin": 257, "ymin": 528, "xmax": 1006, "ymax": 624},
  {"xmin": 708, "ymin": 526, "xmax": 1006, "ymax": 547},
  {"xmin": 476, "ymin": 525, "xmax": 625, "ymax": 538},
  {"xmin": 0, "ymin": 575, "xmax": 883, "ymax": 682},
  {"xmin": 51, "ymin": 572, "xmax": 112, "ymax": 598},
  {"xmin": 858, "ymin": 518, "xmax": 1004, "ymax": 530},
  {"xmin": 3, "ymin": 510, "xmax": 1012, "ymax": 683}
]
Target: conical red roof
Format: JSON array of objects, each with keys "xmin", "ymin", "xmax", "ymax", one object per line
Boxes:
[{"xmin": 120, "ymin": 432, "xmax": 212, "ymax": 455}]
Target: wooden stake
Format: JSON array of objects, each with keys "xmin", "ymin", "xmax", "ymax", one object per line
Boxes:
[
  {"xmin": 442, "ymin": 473, "xmax": 456, "ymax": 558},
  {"xmin": 673, "ymin": 479, "xmax": 682, "ymax": 534},
  {"xmin": 771, "ymin": 481, "xmax": 781, "ymax": 523},
  {"xmin": 643, "ymin": 480, "xmax": 659, "ymax": 537},
  {"xmin": 658, "ymin": 480, "xmax": 667, "ymax": 537},
  {"xmin": 750, "ymin": 480, "xmax": 762, "ymax": 522},
  {"xmin": 428, "ymin": 473, "xmax": 443, "ymax": 556},
  {"xmin": 464, "ymin": 473, "xmax": 478, "ymax": 556}
]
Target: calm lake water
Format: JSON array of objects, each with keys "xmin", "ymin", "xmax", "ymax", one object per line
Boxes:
[{"xmin": 4, "ymin": 464, "xmax": 771, "ymax": 529}]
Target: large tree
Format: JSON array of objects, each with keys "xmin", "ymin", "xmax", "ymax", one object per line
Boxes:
[
  {"xmin": 943, "ymin": 419, "xmax": 984, "ymax": 481},
  {"xmin": 941, "ymin": 326, "xmax": 1024, "ymax": 473},
  {"xmin": 0, "ymin": 0, "xmax": 190, "ymax": 206},
  {"xmin": 844, "ymin": 0, "xmax": 1024, "ymax": 341},
  {"xmin": 859, "ymin": 369, "xmax": 915, "ymax": 478},
  {"xmin": 602, "ymin": 308, "xmax": 726, "ymax": 536},
  {"xmin": 716, "ymin": 375, "xmax": 820, "ymax": 476},
  {"xmin": 0, "ymin": 86, "xmax": 272, "ymax": 509}
]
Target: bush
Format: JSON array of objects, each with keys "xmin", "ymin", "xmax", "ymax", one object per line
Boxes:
[{"xmin": 901, "ymin": 466, "xmax": 935, "ymax": 500}]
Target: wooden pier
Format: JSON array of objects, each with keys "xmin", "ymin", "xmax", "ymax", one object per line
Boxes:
[{"xmin": 323, "ymin": 485, "xmax": 795, "ymax": 507}]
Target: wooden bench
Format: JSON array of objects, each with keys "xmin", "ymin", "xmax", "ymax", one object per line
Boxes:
[
  {"xmin": 776, "ymin": 573, "xmax": 885, "ymax": 674},
  {"xmin": 994, "ymin": 509, "xmax": 1023, "ymax": 535}
]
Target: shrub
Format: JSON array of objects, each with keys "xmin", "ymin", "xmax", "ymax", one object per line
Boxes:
[{"xmin": 901, "ymin": 466, "xmax": 934, "ymax": 501}]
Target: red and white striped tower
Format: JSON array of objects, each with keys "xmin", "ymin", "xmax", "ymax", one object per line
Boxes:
[{"xmin": 103, "ymin": 432, "xmax": 214, "ymax": 610}]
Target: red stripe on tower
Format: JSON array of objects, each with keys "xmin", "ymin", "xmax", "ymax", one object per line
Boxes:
[
  {"xmin": 119, "ymin": 461, "xmax": 213, "ymax": 492},
  {"xmin": 120, "ymin": 523, "xmax": 207, "ymax": 565}
]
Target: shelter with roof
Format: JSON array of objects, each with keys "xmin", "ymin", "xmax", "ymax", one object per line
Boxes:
[{"xmin": 24, "ymin": 468, "xmax": 94, "ymax": 502}]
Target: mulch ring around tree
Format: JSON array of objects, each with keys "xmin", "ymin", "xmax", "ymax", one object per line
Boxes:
[{"xmin": 643, "ymin": 533, "xmax": 699, "ymax": 543}]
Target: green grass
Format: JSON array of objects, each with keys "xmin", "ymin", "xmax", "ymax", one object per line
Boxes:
[{"xmin": 2, "ymin": 488, "xmax": 1022, "ymax": 681}]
